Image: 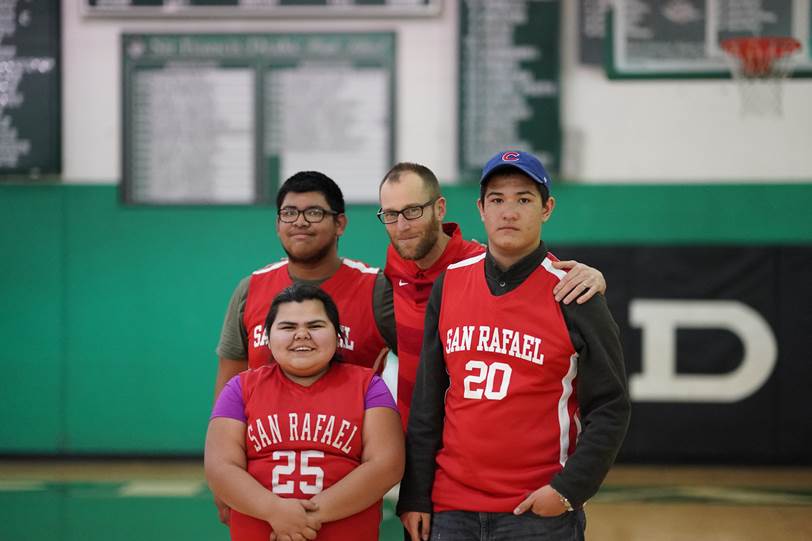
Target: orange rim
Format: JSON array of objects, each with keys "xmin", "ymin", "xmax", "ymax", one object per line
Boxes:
[{"xmin": 721, "ymin": 37, "xmax": 801, "ymax": 76}]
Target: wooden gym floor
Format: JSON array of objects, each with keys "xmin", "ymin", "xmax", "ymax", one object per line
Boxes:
[{"xmin": 0, "ymin": 460, "xmax": 810, "ymax": 540}]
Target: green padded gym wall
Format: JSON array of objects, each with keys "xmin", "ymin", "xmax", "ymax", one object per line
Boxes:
[{"xmin": 1, "ymin": 183, "xmax": 810, "ymax": 454}]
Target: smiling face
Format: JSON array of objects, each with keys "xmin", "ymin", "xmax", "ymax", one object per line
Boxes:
[
  {"xmin": 268, "ymin": 299, "xmax": 338, "ymax": 386},
  {"xmin": 379, "ymin": 171, "xmax": 446, "ymax": 262},
  {"xmin": 477, "ymin": 172, "xmax": 555, "ymax": 266},
  {"xmin": 276, "ymin": 191, "xmax": 346, "ymax": 265}
]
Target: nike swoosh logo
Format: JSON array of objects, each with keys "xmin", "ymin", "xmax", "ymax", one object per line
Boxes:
[{"xmin": 399, "ymin": 280, "xmax": 409, "ymax": 286}]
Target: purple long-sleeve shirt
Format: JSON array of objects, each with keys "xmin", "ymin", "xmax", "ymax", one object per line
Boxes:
[{"xmin": 211, "ymin": 373, "xmax": 397, "ymax": 422}]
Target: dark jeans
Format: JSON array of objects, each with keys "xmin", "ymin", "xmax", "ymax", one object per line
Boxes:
[{"xmin": 428, "ymin": 509, "xmax": 586, "ymax": 541}]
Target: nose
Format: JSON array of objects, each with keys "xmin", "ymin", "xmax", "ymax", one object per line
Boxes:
[
  {"xmin": 294, "ymin": 327, "xmax": 311, "ymax": 340},
  {"xmin": 293, "ymin": 211, "xmax": 310, "ymax": 227},
  {"xmin": 396, "ymin": 213, "xmax": 412, "ymax": 230},
  {"xmin": 501, "ymin": 202, "xmax": 520, "ymax": 220}
]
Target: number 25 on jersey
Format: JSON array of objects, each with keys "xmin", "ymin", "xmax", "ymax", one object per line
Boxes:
[
  {"xmin": 271, "ymin": 450, "xmax": 324, "ymax": 495},
  {"xmin": 463, "ymin": 360, "xmax": 512, "ymax": 400}
]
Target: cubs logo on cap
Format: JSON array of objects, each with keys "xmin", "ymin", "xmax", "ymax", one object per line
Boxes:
[{"xmin": 480, "ymin": 150, "xmax": 551, "ymax": 188}]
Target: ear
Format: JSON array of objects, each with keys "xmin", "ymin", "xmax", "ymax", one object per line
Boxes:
[
  {"xmin": 541, "ymin": 196, "xmax": 555, "ymax": 223},
  {"xmin": 335, "ymin": 213, "xmax": 348, "ymax": 237},
  {"xmin": 476, "ymin": 197, "xmax": 485, "ymax": 222},
  {"xmin": 435, "ymin": 196, "xmax": 447, "ymax": 222}
]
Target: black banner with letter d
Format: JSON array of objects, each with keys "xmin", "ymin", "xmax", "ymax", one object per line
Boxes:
[{"xmin": 554, "ymin": 245, "xmax": 812, "ymax": 464}]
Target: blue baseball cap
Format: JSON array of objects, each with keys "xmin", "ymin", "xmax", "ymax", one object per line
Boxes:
[{"xmin": 480, "ymin": 150, "xmax": 551, "ymax": 188}]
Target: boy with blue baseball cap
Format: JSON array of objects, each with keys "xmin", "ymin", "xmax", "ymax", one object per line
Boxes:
[{"xmin": 398, "ymin": 150, "xmax": 630, "ymax": 541}]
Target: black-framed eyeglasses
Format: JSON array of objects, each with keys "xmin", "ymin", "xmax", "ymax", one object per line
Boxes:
[
  {"xmin": 278, "ymin": 206, "xmax": 339, "ymax": 223},
  {"xmin": 376, "ymin": 198, "xmax": 438, "ymax": 224}
]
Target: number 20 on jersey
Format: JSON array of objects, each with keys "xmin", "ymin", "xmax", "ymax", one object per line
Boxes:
[{"xmin": 463, "ymin": 360, "xmax": 512, "ymax": 400}]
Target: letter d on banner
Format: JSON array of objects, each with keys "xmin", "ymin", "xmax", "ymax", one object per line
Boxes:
[{"xmin": 629, "ymin": 300, "xmax": 777, "ymax": 403}]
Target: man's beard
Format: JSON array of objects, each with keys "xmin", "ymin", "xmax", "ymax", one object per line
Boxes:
[
  {"xmin": 393, "ymin": 214, "xmax": 440, "ymax": 261},
  {"xmin": 284, "ymin": 240, "xmax": 334, "ymax": 266}
]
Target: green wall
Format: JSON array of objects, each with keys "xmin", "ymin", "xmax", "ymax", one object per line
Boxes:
[{"xmin": 1, "ymin": 183, "xmax": 810, "ymax": 454}]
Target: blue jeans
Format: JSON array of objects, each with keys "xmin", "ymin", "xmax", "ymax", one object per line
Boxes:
[{"xmin": 428, "ymin": 509, "xmax": 586, "ymax": 541}]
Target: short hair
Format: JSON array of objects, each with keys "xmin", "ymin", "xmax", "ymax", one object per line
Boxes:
[
  {"xmin": 277, "ymin": 171, "xmax": 345, "ymax": 214},
  {"xmin": 479, "ymin": 170, "xmax": 550, "ymax": 205},
  {"xmin": 380, "ymin": 162, "xmax": 441, "ymax": 200},
  {"xmin": 264, "ymin": 283, "xmax": 343, "ymax": 364}
]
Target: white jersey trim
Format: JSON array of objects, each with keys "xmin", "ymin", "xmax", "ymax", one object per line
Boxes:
[
  {"xmin": 341, "ymin": 258, "xmax": 380, "ymax": 275},
  {"xmin": 447, "ymin": 252, "xmax": 486, "ymax": 270},
  {"xmin": 380, "ymin": 351, "xmax": 399, "ymax": 401},
  {"xmin": 252, "ymin": 259, "xmax": 289, "ymax": 275},
  {"xmin": 541, "ymin": 257, "xmax": 566, "ymax": 280},
  {"xmin": 558, "ymin": 353, "xmax": 579, "ymax": 468}
]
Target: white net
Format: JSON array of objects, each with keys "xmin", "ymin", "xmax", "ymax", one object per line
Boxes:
[{"xmin": 722, "ymin": 37, "xmax": 801, "ymax": 116}]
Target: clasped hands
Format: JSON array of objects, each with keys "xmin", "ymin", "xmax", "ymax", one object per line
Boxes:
[
  {"xmin": 216, "ymin": 494, "xmax": 322, "ymax": 540},
  {"xmin": 267, "ymin": 498, "xmax": 322, "ymax": 541}
]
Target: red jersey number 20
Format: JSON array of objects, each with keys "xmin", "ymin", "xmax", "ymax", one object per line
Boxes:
[{"xmin": 463, "ymin": 360, "xmax": 512, "ymax": 400}]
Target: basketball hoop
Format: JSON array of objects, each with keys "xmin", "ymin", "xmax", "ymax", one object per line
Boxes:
[{"xmin": 721, "ymin": 36, "xmax": 801, "ymax": 116}]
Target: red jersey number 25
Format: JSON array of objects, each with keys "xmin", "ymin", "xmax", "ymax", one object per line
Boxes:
[{"xmin": 271, "ymin": 450, "xmax": 325, "ymax": 495}]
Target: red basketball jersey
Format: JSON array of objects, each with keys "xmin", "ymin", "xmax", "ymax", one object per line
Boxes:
[
  {"xmin": 384, "ymin": 223, "xmax": 483, "ymax": 431},
  {"xmin": 433, "ymin": 252, "xmax": 580, "ymax": 512},
  {"xmin": 230, "ymin": 362, "xmax": 380, "ymax": 541},
  {"xmin": 243, "ymin": 259, "xmax": 386, "ymax": 370}
]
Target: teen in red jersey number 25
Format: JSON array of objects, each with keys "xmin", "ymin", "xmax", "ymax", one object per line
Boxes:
[{"xmin": 206, "ymin": 284, "xmax": 404, "ymax": 541}]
